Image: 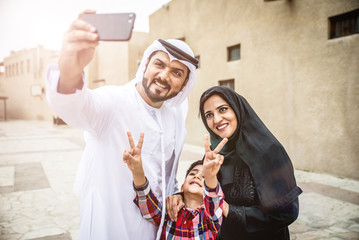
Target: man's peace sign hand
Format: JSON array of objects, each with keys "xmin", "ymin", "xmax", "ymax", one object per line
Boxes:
[
  {"xmin": 202, "ymin": 135, "xmax": 227, "ymax": 187},
  {"xmin": 123, "ymin": 131, "xmax": 146, "ymax": 186}
]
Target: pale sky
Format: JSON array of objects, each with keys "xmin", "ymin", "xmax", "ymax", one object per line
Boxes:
[{"xmin": 0, "ymin": 0, "xmax": 171, "ymax": 61}]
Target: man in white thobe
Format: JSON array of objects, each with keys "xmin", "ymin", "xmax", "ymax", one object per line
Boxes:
[{"xmin": 46, "ymin": 10, "xmax": 198, "ymax": 240}]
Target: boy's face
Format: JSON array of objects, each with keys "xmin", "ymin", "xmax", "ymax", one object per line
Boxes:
[{"xmin": 181, "ymin": 164, "xmax": 204, "ymax": 197}]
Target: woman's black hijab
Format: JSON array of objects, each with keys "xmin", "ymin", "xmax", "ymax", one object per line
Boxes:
[{"xmin": 199, "ymin": 86, "xmax": 302, "ymax": 210}]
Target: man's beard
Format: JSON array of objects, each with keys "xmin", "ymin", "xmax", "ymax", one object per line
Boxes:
[{"xmin": 142, "ymin": 76, "xmax": 176, "ymax": 103}]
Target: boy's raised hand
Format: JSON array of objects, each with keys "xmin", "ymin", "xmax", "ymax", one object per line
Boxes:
[
  {"xmin": 202, "ymin": 135, "xmax": 227, "ymax": 188},
  {"xmin": 123, "ymin": 131, "xmax": 146, "ymax": 186}
]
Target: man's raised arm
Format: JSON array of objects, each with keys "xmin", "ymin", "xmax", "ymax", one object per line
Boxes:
[{"xmin": 58, "ymin": 10, "xmax": 99, "ymax": 94}]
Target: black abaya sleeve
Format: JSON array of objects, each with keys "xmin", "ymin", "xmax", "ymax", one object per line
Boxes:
[{"xmin": 225, "ymin": 198, "xmax": 299, "ymax": 233}]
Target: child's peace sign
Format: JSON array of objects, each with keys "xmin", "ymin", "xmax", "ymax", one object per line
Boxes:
[{"xmin": 123, "ymin": 131, "xmax": 145, "ymax": 176}]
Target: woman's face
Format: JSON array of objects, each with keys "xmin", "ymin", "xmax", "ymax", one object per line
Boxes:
[{"xmin": 203, "ymin": 94, "xmax": 238, "ymax": 139}]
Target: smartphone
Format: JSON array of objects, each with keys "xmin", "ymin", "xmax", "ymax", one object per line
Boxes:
[{"xmin": 81, "ymin": 13, "xmax": 136, "ymax": 41}]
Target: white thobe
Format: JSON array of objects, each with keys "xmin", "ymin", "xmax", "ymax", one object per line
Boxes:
[{"xmin": 46, "ymin": 65, "xmax": 188, "ymax": 240}]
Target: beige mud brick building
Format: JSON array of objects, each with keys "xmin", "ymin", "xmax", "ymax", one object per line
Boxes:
[
  {"xmin": 145, "ymin": 0, "xmax": 359, "ymax": 180},
  {"xmin": 0, "ymin": 46, "xmax": 58, "ymax": 121},
  {"xmin": 0, "ymin": 0, "xmax": 358, "ymax": 180}
]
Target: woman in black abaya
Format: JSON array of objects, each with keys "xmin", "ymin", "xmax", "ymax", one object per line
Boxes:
[{"xmin": 199, "ymin": 86, "xmax": 302, "ymax": 240}]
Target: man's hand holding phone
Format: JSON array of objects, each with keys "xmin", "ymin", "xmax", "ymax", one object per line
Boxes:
[
  {"xmin": 58, "ymin": 10, "xmax": 135, "ymax": 94},
  {"xmin": 58, "ymin": 10, "xmax": 99, "ymax": 94}
]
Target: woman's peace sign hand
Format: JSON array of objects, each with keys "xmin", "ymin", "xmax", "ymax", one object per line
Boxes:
[{"xmin": 202, "ymin": 135, "xmax": 227, "ymax": 182}]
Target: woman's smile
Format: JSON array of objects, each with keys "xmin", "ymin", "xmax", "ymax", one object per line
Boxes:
[
  {"xmin": 203, "ymin": 94, "xmax": 238, "ymax": 139},
  {"xmin": 216, "ymin": 123, "xmax": 229, "ymax": 131}
]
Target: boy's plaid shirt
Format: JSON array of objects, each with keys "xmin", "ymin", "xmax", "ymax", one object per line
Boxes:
[{"xmin": 133, "ymin": 179, "xmax": 224, "ymax": 240}]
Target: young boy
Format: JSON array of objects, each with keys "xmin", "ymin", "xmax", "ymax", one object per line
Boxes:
[{"xmin": 123, "ymin": 131, "xmax": 227, "ymax": 240}]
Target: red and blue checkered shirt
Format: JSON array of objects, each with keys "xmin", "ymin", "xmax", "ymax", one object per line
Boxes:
[{"xmin": 133, "ymin": 179, "xmax": 224, "ymax": 240}]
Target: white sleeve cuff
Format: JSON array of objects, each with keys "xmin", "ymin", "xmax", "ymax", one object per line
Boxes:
[{"xmin": 45, "ymin": 64, "xmax": 87, "ymax": 107}]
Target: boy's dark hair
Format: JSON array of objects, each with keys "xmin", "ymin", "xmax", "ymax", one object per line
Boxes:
[{"xmin": 185, "ymin": 160, "xmax": 203, "ymax": 177}]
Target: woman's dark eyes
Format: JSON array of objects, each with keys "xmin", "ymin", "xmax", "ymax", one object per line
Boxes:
[
  {"xmin": 205, "ymin": 113, "xmax": 213, "ymax": 119},
  {"xmin": 205, "ymin": 106, "xmax": 228, "ymax": 119},
  {"xmin": 219, "ymin": 107, "xmax": 228, "ymax": 113}
]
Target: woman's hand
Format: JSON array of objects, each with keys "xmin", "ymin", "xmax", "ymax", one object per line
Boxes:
[
  {"xmin": 222, "ymin": 200, "xmax": 229, "ymax": 217},
  {"xmin": 202, "ymin": 134, "xmax": 227, "ymax": 188}
]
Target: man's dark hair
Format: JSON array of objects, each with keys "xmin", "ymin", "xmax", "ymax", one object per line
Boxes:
[{"xmin": 185, "ymin": 160, "xmax": 203, "ymax": 177}]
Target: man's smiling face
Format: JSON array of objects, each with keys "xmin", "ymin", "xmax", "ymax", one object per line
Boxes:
[{"xmin": 141, "ymin": 51, "xmax": 189, "ymax": 104}]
